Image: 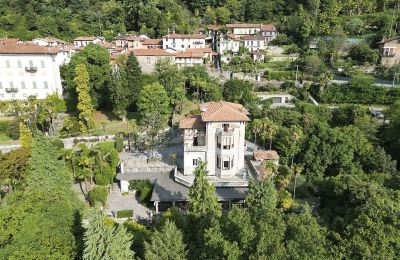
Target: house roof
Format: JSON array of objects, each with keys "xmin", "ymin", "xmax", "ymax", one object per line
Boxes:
[
  {"xmin": 0, "ymin": 42, "xmax": 60, "ymax": 54},
  {"xmin": 206, "ymin": 25, "xmax": 221, "ymax": 31},
  {"xmin": 200, "ymin": 101, "xmax": 250, "ymax": 122},
  {"xmin": 379, "ymin": 35, "xmax": 400, "ymax": 44},
  {"xmin": 0, "ymin": 38, "xmax": 21, "ymax": 44},
  {"xmin": 253, "ymin": 150, "xmax": 279, "ymax": 161},
  {"xmin": 260, "ymin": 24, "xmax": 276, "ymax": 31},
  {"xmin": 189, "ymin": 47, "xmax": 213, "ymax": 53},
  {"xmin": 226, "ymin": 23, "xmax": 261, "ymax": 28},
  {"xmin": 74, "ymin": 36, "xmax": 98, "ymax": 41},
  {"xmin": 176, "ymin": 51, "xmax": 204, "ymax": 58},
  {"xmin": 133, "ymin": 48, "xmax": 175, "ymax": 56},
  {"xmin": 179, "ymin": 115, "xmax": 206, "ymax": 129},
  {"xmin": 242, "ymin": 35, "xmax": 266, "ymax": 41},
  {"xmin": 36, "ymin": 37, "xmax": 69, "ymax": 44},
  {"xmin": 163, "ymin": 33, "xmax": 207, "ymax": 39},
  {"xmin": 142, "ymin": 38, "xmax": 163, "ymax": 45}
]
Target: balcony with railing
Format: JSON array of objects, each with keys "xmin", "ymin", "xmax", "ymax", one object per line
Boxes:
[
  {"xmin": 5, "ymin": 87, "xmax": 18, "ymax": 93},
  {"xmin": 25, "ymin": 66, "xmax": 38, "ymax": 73}
]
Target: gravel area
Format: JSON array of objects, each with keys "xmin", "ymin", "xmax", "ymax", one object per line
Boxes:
[{"xmin": 106, "ymin": 189, "xmax": 152, "ymax": 221}]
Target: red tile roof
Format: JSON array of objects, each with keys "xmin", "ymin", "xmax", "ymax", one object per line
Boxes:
[
  {"xmin": 176, "ymin": 51, "xmax": 204, "ymax": 58},
  {"xmin": 261, "ymin": 24, "xmax": 276, "ymax": 31},
  {"xmin": 179, "ymin": 115, "xmax": 206, "ymax": 129},
  {"xmin": 163, "ymin": 33, "xmax": 207, "ymax": 39},
  {"xmin": 142, "ymin": 39, "xmax": 163, "ymax": 45},
  {"xmin": 241, "ymin": 35, "xmax": 266, "ymax": 41},
  {"xmin": 133, "ymin": 49, "xmax": 175, "ymax": 56},
  {"xmin": 200, "ymin": 101, "xmax": 250, "ymax": 122},
  {"xmin": 226, "ymin": 23, "xmax": 261, "ymax": 28},
  {"xmin": 0, "ymin": 38, "xmax": 21, "ymax": 44},
  {"xmin": 0, "ymin": 42, "xmax": 61, "ymax": 54}
]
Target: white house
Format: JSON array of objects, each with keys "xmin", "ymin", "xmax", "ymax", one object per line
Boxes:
[
  {"xmin": 260, "ymin": 24, "xmax": 278, "ymax": 42},
  {"xmin": 175, "ymin": 51, "xmax": 204, "ymax": 68},
  {"xmin": 33, "ymin": 37, "xmax": 70, "ymax": 47},
  {"xmin": 241, "ymin": 35, "xmax": 266, "ymax": 52},
  {"xmin": 0, "ymin": 42, "xmax": 63, "ymax": 100},
  {"xmin": 113, "ymin": 34, "xmax": 144, "ymax": 49},
  {"xmin": 162, "ymin": 33, "xmax": 207, "ymax": 52},
  {"xmin": 179, "ymin": 101, "xmax": 250, "ymax": 178},
  {"xmin": 73, "ymin": 36, "xmax": 104, "ymax": 48},
  {"xmin": 226, "ymin": 23, "xmax": 277, "ymax": 39},
  {"xmin": 132, "ymin": 49, "xmax": 176, "ymax": 73},
  {"xmin": 217, "ymin": 34, "xmax": 241, "ymax": 54}
]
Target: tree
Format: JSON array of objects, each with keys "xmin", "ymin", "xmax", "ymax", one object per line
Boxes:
[
  {"xmin": 155, "ymin": 58, "xmax": 186, "ymax": 112},
  {"xmin": 74, "ymin": 63, "xmax": 94, "ymax": 132},
  {"xmin": 19, "ymin": 122, "xmax": 33, "ymax": 149},
  {"xmin": 144, "ymin": 220, "xmax": 186, "ymax": 260},
  {"xmin": 348, "ymin": 42, "xmax": 379, "ymax": 65},
  {"xmin": 126, "ymin": 52, "xmax": 143, "ymax": 105},
  {"xmin": 261, "ymin": 118, "xmax": 278, "ymax": 150},
  {"xmin": 110, "ymin": 55, "xmax": 130, "ymax": 119},
  {"xmin": 250, "ymin": 119, "xmax": 263, "ymax": 150},
  {"xmin": 83, "ymin": 205, "xmax": 134, "ymax": 260},
  {"xmin": 188, "ymin": 161, "xmax": 221, "ymax": 218},
  {"xmin": 0, "ymin": 147, "xmax": 31, "ymax": 193},
  {"xmin": 0, "ymin": 135, "xmax": 82, "ymax": 259},
  {"xmin": 246, "ymin": 179, "xmax": 277, "ymax": 217},
  {"xmin": 223, "ymin": 79, "xmax": 256, "ymax": 107}
]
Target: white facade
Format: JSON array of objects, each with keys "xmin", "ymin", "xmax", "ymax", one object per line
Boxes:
[
  {"xmin": 217, "ymin": 35, "xmax": 240, "ymax": 54},
  {"xmin": 242, "ymin": 37, "xmax": 266, "ymax": 52},
  {"xmin": 0, "ymin": 53, "xmax": 62, "ymax": 100},
  {"xmin": 162, "ymin": 34, "xmax": 206, "ymax": 51},
  {"xmin": 74, "ymin": 37, "xmax": 104, "ymax": 48}
]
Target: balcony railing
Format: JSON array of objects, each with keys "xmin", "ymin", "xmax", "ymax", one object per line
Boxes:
[
  {"xmin": 25, "ymin": 66, "xmax": 38, "ymax": 73},
  {"xmin": 217, "ymin": 128, "xmax": 234, "ymax": 136},
  {"xmin": 185, "ymin": 144, "xmax": 206, "ymax": 151},
  {"xmin": 5, "ymin": 88, "xmax": 18, "ymax": 93},
  {"xmin": 381, "ymin": 53, "xmax": 395, "ymax": 57}
]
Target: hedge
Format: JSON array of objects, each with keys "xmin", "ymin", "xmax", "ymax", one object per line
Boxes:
[
  {"xmin": 88, "ymin": 186, "xmax": 108, "ymax": 206},
  {"xmin": 0, "ymin": 120, "xmax": 9, "ymax": 134},
  {"xmin": 264, "ymin": 70, "xmax": 297, "ymax": 81},
  {"xmin": 115, "ymin": 135, "xmax": 124, "ymax": 152},
  {"xmin": 116, "ymin": 210, "xmax": 134, "ymax": 218},
  {"xmin": 318, "ymin": 83, "xmax": 400, "ymax": 105}
]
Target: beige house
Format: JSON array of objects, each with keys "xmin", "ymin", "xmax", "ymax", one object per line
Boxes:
[
  {"xmin": 132, "ymin": 49, "xmax": 175, "ymax": 73},
  {"xmin": 379, "ymin": 36, "xmax": 400, "ymax": 66},
  {"xmin": 142, "ymin": 38, "xmax": 163, "ymax": 49},
  {"xmin": 113, "ymin": 34, "xmax": 144, "ymax": 49},
  {"xmin": 73, "ymin": 36, "xmax": 104, "ymax": 48}
]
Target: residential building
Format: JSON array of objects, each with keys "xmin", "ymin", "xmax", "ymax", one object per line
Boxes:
[
  {"xmin": 113, "ymin": 34, "xmax": 144, "ymax": 49},
  {"xmin": 179, "ymin": 101, "xmax": 250, "ymax": 178},
  {"xmin": 132, "ymin": 49, "xmax": 175, "ymax": 73},
  {"xmin": 33, "ymin": 37, "xmax": 70, "ymax": 46},
  {"xmin": 142, "ymin": 38, "xmax": 163, "ymax": 49},
  {"xmin": 226, "ymin": 23, "xmax": 278, "ymax": 41},
  {"xmin": 217, "ymin": 34, "xmax": 241, "ymax": 55},
  {"xmin": 0, "ymin": 42, "xmax": 63, "ymax": 100},
  {"xmin": 0, "ymin": 38, "xmax": 23, "ymax": 44},
  {"xmin": 175, "ymin": 51, "xmax": 204, "ymax": 68},
  {"xmin": 162, "ymin": 33, "xmax": 207, "ymax": 52},
  {"xmin": 379, "ymin": 36, "xmax": 400, "ymax": 66},
  {"xmin": 241, "ymin": 35, "xmax": 266, "ymax": 52},
  {"xmin": 252, "ymin": 50, "xmax": 265, "ymax": 62},
  {"xmin": 73, "ymin": 36, "xmax": 104, "ymax": 48},
  {"xmin": 260, "ymin": 24, "xmax": 278, "ymax": 42}
]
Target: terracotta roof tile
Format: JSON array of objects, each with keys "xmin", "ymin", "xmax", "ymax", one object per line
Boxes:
[
  {"xmin": 260, "ymin": 24, "xmax": 276, "ymax": 31},
  {"xmin": 179, "ymin": 115, "xmax": 206, "ymax": 129},
  {"xmin": 0, "ymin": 42, "xmax": 61, "ymax": 54},
  {"xmin": 253, "ymin": 150, "xmax": 279, "ymax": 161},
  {"xmin": 163, "ymin": 33, "xmax": 207, "ymax": 39},
  {"xmin": 176, "ymin": 51, "xmax": 204, "ymax": 58},
  {"xmin": 142, "ymin": 39, "xmax": 163, "ymax": 45},
  {"xmin": 0, "ymin": 38, "xmax": 21, "ymax": 44},
  {"xmin": 242, "ymin": 35, "xmax": 266, "ymax": 41},
  {"xmin": 200, "ymin": 101, "xmax": 250, "ymax": 122}
]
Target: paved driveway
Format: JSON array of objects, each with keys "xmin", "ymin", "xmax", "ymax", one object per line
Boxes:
[{"xmin": 106, "ymin": 190, "xmax": 152, "ymax": 221}]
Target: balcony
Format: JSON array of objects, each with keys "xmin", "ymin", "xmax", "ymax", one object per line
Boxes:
[
  {"xmin": 381, "ymin": 53, "xmax": 395, "ymax": 57},
  {"xmin": 25, "ymin": 66, "xmax": 38, "ymax": 73},
  {"xmin": 217, "ymin": 128, "xmax": 234, "ymax": 137},
  {"xmin": 5, "ymin": 87, "xmax": 18, "ymax": 93},
  {"xmin": 184, "ymin": 144, "xmax": 206, "ymax": 151}
]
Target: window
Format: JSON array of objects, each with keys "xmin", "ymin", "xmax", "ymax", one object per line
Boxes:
[
  {"xmin": 44, "ymin": 81, "xmax": 48, "ymax": 89},
  {"xmin": 181, "ymin": 45, "xmax": 184, "ymax": 48},
  {"xmin": 193, "ymin": 159, "xmax": 198, "ymax": 166},
  {"xmin": 223, "ymin": 123, "xmax": 229, "ymax": 131},
  {"xmin": 0, "ymin": 82, "xmax": 2, "ymax": 89},
  {"xmin": 6, "ymin": 60, "xmax": 10, "ymax": 68},
  {"xmin": 11, "ymin": 94, "xmax": 15, "ymax": 98},
  {"xmin": 193, "ymin": 136, "xmax": 198, "ymax": 146},
  {"xmin": 21, "ymin": 81, "xmax": 25, "ymax": 89},
  {"xmin": 223, "ymin": 160, "xmax": 230, "ymax": 170},
  {"xmin": 29, "ymin": 60, "xmax": 33, "ymax": 67},
  {"xmin": 217, "ymin": 135, "xmax": 221, "ymax": 148},
  {"xmin": 217, "ymin": 156, "xmax": 220, "ymax": 169},
  {"xmin": 40, "ymin": 60, "xmax": 45, "ymax": 68},
  {"xmin": 231, "ymin": 157, "xmax": 234, "ymax": 168},
  {"xmin": 0, "ymin": 94, "xmax": 4, "ymax": 98},
  {"xmin": 33, "ymin": 81, "xmax": 37, "ymax": 88},
  {"xmin": 18, "ymin": 60, "xmax": 22, "ymax": 68},
  {"xmin": 146, "ymin": 57, "xmax": 151, "ymax": 65}
]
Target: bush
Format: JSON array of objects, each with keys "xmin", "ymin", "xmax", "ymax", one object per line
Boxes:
[
  {"xmin": 94, "ymin": 162, "xmax": 114, "ymax": 185},
  {"xmin": 88, "ymin": 186, "xmax": 108, "ymax": 206},
  {"xmin": 50, "ymin": 138, "xmax": 64, "ymax": 150},
  {"xmin": 129, "ymin": 180, "xmax": 153, "ymax": 204},
  {"xmin": 278, "ymin": 189, "xmax": 292, "ymax": 210},
  {"xmin": 265, "ymin": 70, "xmax": 296, "ymax": 81},
  {"xmin": 5, "ymin": 118, "xmax": 20, "ymax": 140},
  {"xmin": 116, "ymin": 210, "xmax": 133, "ymax": 218},
  {"xmin": 115, "ymin": 135, "xmax": 124, "ymax": 152},
  {"xmin": 0, "ymin": 120, "xmax": 10, "ymax": 134}
]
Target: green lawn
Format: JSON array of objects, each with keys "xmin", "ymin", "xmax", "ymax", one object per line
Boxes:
[{"xmin": 0, "ymin": 134, "xmax": 18, "ymax": 145}]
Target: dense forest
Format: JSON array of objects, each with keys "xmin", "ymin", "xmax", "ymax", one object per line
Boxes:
[{"xmin": 1, "ymin": 0, "xmax": 399, "ymax": 44}]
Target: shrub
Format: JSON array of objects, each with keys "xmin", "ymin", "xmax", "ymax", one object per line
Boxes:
[
  {"xmin": 0, "ymin": 120, "xmax": 10, "ymax": 134},
  {"xmin": 88, "ymin": 186, "xmax": 108, "ymax": 206},
  {"xmin": 129, "ymin": 180, "xmax": 153, "ymax": 204},
  {"xmin": 124, "ymin": 221, "xmax": 150, "ymax": 258},
  {"xmin": 5, "ymin": 118, "xmax": 20, "ymax": 140},
  {"xmin": 265, "ymin": 70, "xmax": 296, "ymax": 81},
  {"xmin": 94, "ymin": 162, "xmax": 114, "ymax": 185},
  {"xmin": 278, "ymin": 189, "xmax": 292, "ymax": 210},
  {"xmin": 115, "ymin": 135, "xmax": 124, "ymax": 152},
  {"xmin": 116, "ymin": 210, "xmax": 134, "ymax": 218},
  {"xmin": 50, "ymin": 138, "xmax": 64, "ymax": 150}
]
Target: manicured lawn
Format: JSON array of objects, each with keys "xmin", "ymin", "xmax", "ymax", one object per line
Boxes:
[
  {"xmin": 0, "ymin": 134, "xmax": 18, "ymax": 145},
  {"xmin": 90, "ymin": 111, "xmax": 135, "ymax": 136}
]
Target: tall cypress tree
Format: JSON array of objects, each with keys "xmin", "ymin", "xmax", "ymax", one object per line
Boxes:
[
  {"xmin": 126, "ymin": 52, "xmax": 143, "ymax": 106},
  {"xmin": 74, "ymin": 63, "xmax": 94, "ymax": 132}
]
